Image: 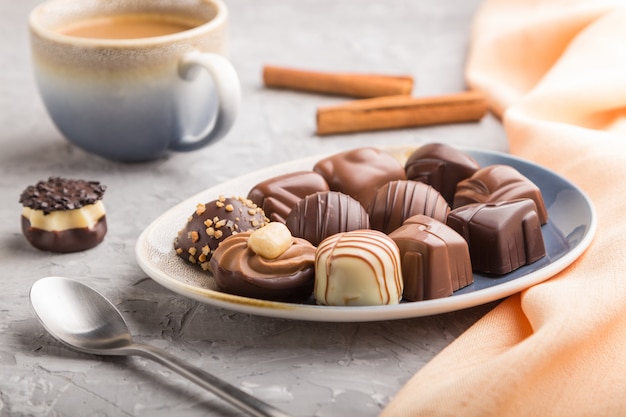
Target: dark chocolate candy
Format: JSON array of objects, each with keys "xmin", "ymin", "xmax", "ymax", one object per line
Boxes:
[
  {"xmin": 21, "ymin": 215, "xmax": 107, "ymax": 253},
  {"xmin": 247, "ymin": 171, "xmax": 329, "ymax": 224},
  {"xmin": 313, "ymin": 147, "xmax": 406, "ymax": 209},
  {"xmin": 405, "ymin": 143, "xmax": 480, "ymax": 205},
  {"xmin": 446, "ymin": 199, "xmax": 546, "ymax": 275},
  {"xmin": 174, "ymin": 196, "xmax": 268, "ymax": 271},
  {"xmin": 368, "ymin": 180, "xmax": 450, "ymax": 234},
  {"xmin": 285, "ymin": 191, "xmax": 370, "ymax": 246},
  {"xmin": 210, "ymin": 231, "xmax": 316, "ymax": 301},
  {"xmin": 19, "ymin": 177, "xmax": 106, "ymax": 214},
  {"xmin": 454, "ymin": 164, "xmax": 548, "ymax": 224},
  {"xmin": 389, "ymin": 215, "xmax": 473, "ymax": 301}
]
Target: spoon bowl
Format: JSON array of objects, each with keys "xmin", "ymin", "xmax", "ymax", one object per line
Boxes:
[
  {"xmin": 30, "ymin": 277, "xmax": 133, "ymax": 353},
  {"xmin": 30, "ymin": 276, "xmax": 290, "ymax": 417}
]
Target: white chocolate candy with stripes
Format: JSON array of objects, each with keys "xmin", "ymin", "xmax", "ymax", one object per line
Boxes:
[{"xmin": 314, "ymin": 230, "xmax": 404, "ymax": 306}]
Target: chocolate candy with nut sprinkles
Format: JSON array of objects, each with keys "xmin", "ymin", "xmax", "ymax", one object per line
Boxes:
[{"xmin": 173, "ymin": 196, "xmax": 269, "ymax": 271}]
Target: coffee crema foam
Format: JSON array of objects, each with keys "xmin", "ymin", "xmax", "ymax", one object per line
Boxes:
[{"xmin": 56, "ymin": 13, "xmax": 201, "ymax": 39}]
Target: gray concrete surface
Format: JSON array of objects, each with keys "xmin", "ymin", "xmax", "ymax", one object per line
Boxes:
[{"xmin": 0, "ymin": 1, "xmax": 507, "ymax": 416}]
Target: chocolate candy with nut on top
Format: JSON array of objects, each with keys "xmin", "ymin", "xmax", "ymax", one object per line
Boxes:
[
  {"xmin": 210, "ymin": 229, "xmax": 316, "ymax": 301},
  {"xmin": 173, "ymin": 196, "xmax": 268, "ymax": 271}
]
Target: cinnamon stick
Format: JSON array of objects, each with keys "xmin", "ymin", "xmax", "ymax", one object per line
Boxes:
[
  {"xmin": 316, "ymin": 91, "xmax": 488, "ymax": 135},
  {"xmin": 263, "ymin": 65, "xmax": 414, "ymax": 98}
]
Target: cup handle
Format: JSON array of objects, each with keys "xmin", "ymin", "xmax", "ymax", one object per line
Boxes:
[{"xmin": 171, "ymin": 50, "xmax": 241, "ymax": 152}]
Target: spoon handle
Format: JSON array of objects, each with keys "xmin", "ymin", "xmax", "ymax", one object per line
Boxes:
[{"xmin": 129, "ymin": 342, "xmax": 291, "ymax": 417}]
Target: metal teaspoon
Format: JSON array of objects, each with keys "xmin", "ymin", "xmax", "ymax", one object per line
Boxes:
[{"xmin": 29, "ymin": 276, "xmax": 291, "ymax": 417}]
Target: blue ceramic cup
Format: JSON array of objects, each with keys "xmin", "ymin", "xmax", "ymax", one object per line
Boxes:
[{"xmin": 29, "ymin": 0, "xmax": 240, "ymax": 162}]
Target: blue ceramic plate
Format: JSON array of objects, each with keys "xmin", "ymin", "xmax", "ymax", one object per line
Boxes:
[{"xmin": 136, "ymin": 145, "xmax": 596, "ymax": 322}]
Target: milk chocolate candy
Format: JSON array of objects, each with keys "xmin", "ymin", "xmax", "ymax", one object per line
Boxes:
[
  {"xmin": 174, "ymin": 196, "xmax": 268, "ymax": 271},
  {"xmin": 368, "ymin": 180, "xmax": 450, "ymax": 234},
  {"xmin": 285, "ymin": 191, "xmax": 370, "ymax": 246},
  {"xmin": 314, "ymin": 230, "xmax": 403, "ymax": 306},
  {"xmin": 247, "ymin": 171, "xmax": 329, "ymax": 224},
  {"xmin": 210, "ymin": 231, "xmax": 316, "ymax": 301},
  {"xmin": 405, "ymin": 143, "xmax": 480, "ymax": 205},
  {"xmin": 447, "ymin": 199, "xmax": 546, "ymax": 275},
  {"xmin": 454, "ymin": 164, "xmax": 548, "ymax": 224},
  {"xmin": 389, "ymin": 215, "xmax": 473, "ymax": 301},
  {"xmin": 313, "ymin": 147, "xmax": 406, "ymax": 209},
  {"xmin": 19, "ymin": 177, "xmax": 107, "ymax": 253}
]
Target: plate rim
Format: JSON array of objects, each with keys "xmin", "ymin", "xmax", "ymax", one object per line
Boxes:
[{"xmin": 135, "ymin": 145, "xmax": 597, "ymax": 322}]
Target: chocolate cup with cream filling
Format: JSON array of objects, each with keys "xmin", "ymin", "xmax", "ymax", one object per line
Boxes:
[{"xmin": 210, "ymin": 231, "xmax": 316, "ymax": 301}]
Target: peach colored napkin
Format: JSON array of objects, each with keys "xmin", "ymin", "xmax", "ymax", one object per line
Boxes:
[{"xmin": 381, "ymin": 0, "xmax": 626, "ymax": 416}]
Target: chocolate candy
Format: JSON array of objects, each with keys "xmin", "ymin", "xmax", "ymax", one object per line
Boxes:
[
  {"xmin": 405, "ymin": 143, "xmax": 480, "ymax": 205},
  {"xmin": 247, "ymin": 171, "xmax": 329, "ymax": 223},
  {"xmin": 368, "ymin": 180, "xmax": 450, "ymax": 234},
  {"xmin": 313, "ymin": 147, "xmax": 406, "ymax": 208},
  {"xmin": 389, "ymin": 215, "xmax": 473, "ymax": 301},
  {"xmin": 447, "ymin": 199, "xmax": 546, "ymax": 275},
  {"xmin": 454, "ymin": 164, "xmax": 548, "ymax": 224},
  {"xmin": 174, "ymin": 196, "xmax": 268, "ymax": 271},
  {"xmin": 210, "ymin": 231, "xmax": 316, "ymax": 301},
  {"xmin": 314, "ymin": 230, "xmax": 403, "ymax": 306},
  {"xmin": 285, "ymin": 191, "xmax": 370, "ymax": 246},
  {"xmin": 19, "ymin": 177, "xmax": 107, "ymax": 253}
]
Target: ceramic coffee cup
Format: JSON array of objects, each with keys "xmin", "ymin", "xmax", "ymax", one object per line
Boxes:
[{"xmin": 29, "ymin": 0, "xmax": 240, "ymax": 162}]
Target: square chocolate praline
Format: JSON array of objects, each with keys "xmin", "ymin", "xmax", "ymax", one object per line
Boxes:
[
  {"xmin": 389, "ymin": 215, "xmax": 473, "ymax": 301},
  {"xmin": 447, "ymin": 199, "xmax": 546, "ymax": 275}
]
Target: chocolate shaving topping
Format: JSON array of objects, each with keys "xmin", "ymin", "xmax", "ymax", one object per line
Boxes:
[{"xmin": 19, "ymin": 177, "xmax": 106, "ymax": 214}]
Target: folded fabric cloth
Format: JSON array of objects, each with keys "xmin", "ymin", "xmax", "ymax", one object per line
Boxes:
[{"xmin": 381, "ymin": 0, "xmax": 626, "ymax": 416}]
